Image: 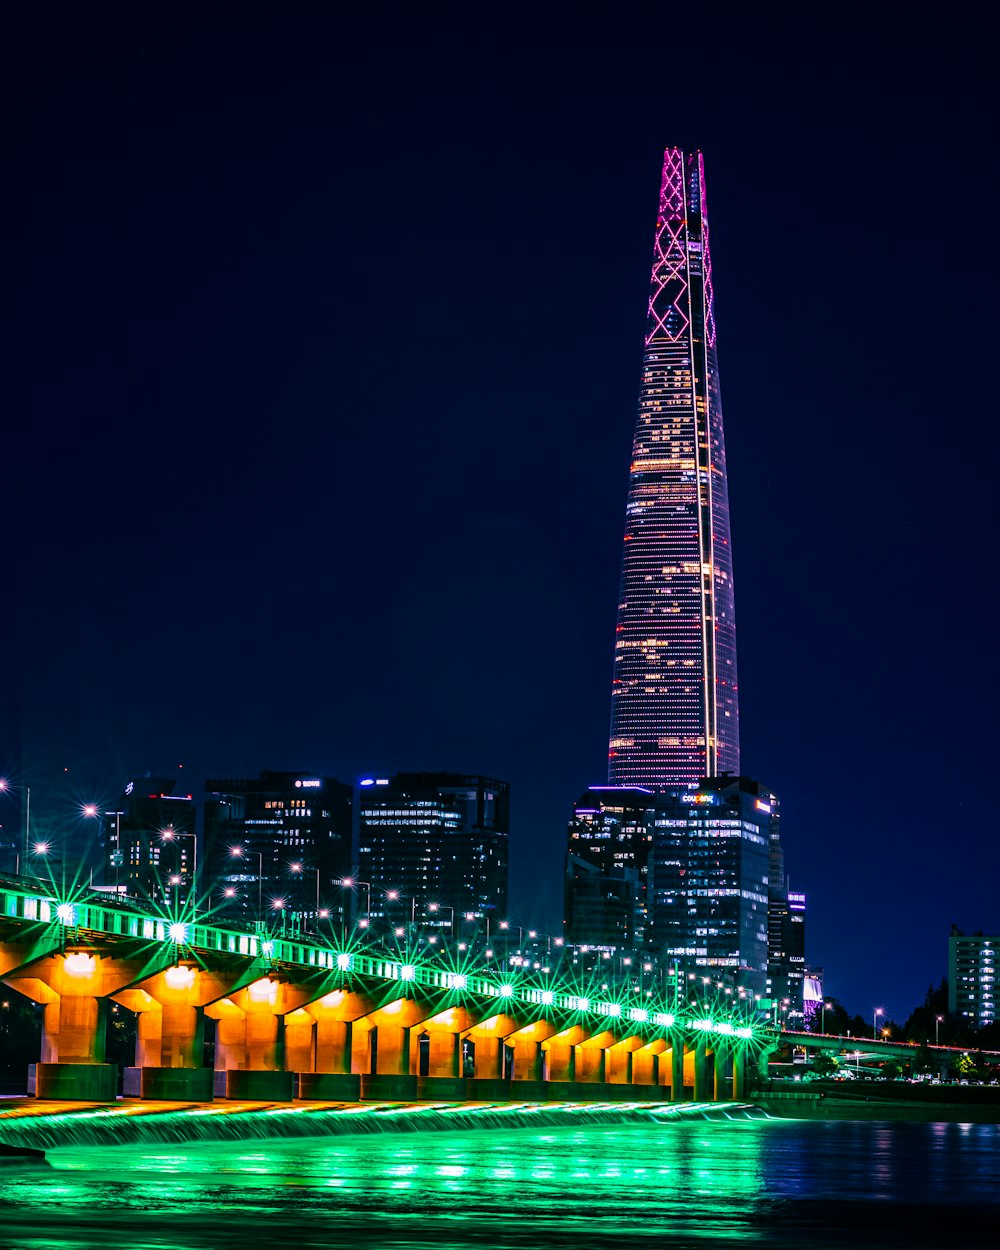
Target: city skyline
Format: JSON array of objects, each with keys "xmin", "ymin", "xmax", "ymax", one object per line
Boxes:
[
  {"xmin": 609, "ymin": 147, "xmax": 739, "ymax": 786},
  {"xmin": 6, "ymin": 9, "xmax": 997, "ymax": 1026}
]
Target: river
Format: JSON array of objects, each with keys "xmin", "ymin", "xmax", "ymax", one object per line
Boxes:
[{"xmin": 1, "ymin": 1112, "xmax": 998, "ymax": 1248}]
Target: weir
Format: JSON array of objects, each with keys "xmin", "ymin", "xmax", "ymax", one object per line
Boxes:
[
  {"xmin": 0, "ymin": 883, "xmax": 771, "ymax": 1104},
  {"xmin": 0, "ymin": 1099, "xmax": 768, "ymax": 1153}
]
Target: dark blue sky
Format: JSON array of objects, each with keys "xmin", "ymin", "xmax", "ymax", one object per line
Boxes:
[{"xmin": 6, "ymin": 7, "xmax": 997, "ymax": 1023}]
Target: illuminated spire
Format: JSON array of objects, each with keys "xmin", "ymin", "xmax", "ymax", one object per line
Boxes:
[{"xmin": 609, "ymin": 149, "xmax": 739, "ymax": 786}]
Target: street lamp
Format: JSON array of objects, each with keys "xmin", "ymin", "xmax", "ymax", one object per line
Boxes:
[
  {"xmin": 272, "ymin": 897, "xmax": 287, "ymax": 935},
  {"xmin": 873, "ymin": 1007, "xmax": 883, "ymax": 1040},
  {"xmin": 822, "ymin": 1001, "xmax": 831, "ymax": 1034},
  {"xmin": 160, "ymin": 828, "xmax": 198, "ymax": 913},
  {"xmin": 289, "ymin": 861, "xmax": 321, "ymax": 919},
  {"xmin": 935, "ymin": 1014, "xmax": 943, "ymax": 1046},
  {"xmin": 340, "ymin": 878, "xmax": 372, "ymax": 927},
  {"xmin": 229, "ymin": 845, "xmax": 264, "ymax": 915},
  {"xmin": 427, "ymin": 902, "xmax": 454, "ymax": 938},
  {"xmin": 0, "ymin": 779, "xmax": 31, "ymax": 873}
]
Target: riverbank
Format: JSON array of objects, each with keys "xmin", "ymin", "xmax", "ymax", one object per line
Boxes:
[{"xmin": 758, "ymin": 1085, "xmax": 1000, "ymax": 1123}]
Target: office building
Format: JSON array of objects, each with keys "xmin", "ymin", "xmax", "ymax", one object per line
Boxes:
[
  {"xmin": 651, "ymin": 775, "xmax": 772, "ymax": 996},
  {"xmin": 609, "ymin": 147, "xmax": 739, "ymax": 787},
  {"xmin": 357, "ymin": 772, "xmax": 509, "ymax": 925},
  {"xmin": 563, "ymin": 786, "xmax": 656, "ymax": 946},
  {"xmin": 96, "ymin": 778, "xmax": 196, "ymax": 904},
  {"xmin": 204, "ymin": 771, "xmax": 352, "ymax": 926}
]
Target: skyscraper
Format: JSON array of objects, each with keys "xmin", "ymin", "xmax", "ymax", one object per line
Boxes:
[
  {"xmin": 609, "ymin": 148, "xmax": 739, "ymax": 787},
  {"xmin": 651, "ymin": 775, "xmax": 772, "ymax": 996}
]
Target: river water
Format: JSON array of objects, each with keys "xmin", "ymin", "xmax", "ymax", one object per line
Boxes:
[{"xmin": 1, "ymin": 1114, "xmax": 998, "ymax": 1249}]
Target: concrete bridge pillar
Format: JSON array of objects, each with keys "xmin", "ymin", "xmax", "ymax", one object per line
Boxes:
[
  {"xmin": 631, "ymin": 1041, "xmax": 664, "ymax": 1091},
  {"xmin": 605, "ymin": 1041, "xmax": 631, "ymax": 1085},
  {"xmin": 671, "ymin": 1040, "xmax": 685, "ymax": 1101},
  {"xmin": 246, "ymin": 1005, "xmax": 284, "ymax": 1070},
  {"xmin": 731, "ymin": 1046, "xmax": 745, "ymax": 1100},
  {"xmin": 713, "ymin": 1042, "xmax": 729, "ymax": 1101},
  {"xmin": 546, "ymin": 1039, "xmax": 576, "ymax": 1083},
  {"xmin": 576, "ymin": 1043, "xmax": 605, "ymax": 1084},
  {"xmin": 425, "ymin": 1029, "xmax": 460, "ymax": 1078},
  {"xmin": 314, "ymin": 1018, "xmax": 353, "ymax": 1073},
  {"xmin": 211, "ymin": 1001, "xmax": 248, "ymax": 1071},
  {"xmin": 283, "ymin": 1008, "xmax": 316, "ymax": 1074},
  {"xmin": 471, "ymin": 1034, "xmax": 503, "ymax": 1080},
  {"xmin": 375, "ymin": 1023, "xmax": 412, "ymax": 1075},
  {"xmin": 511, "ymin": 1033, "xmax": 543, "ymax": 1082},
  {"xmin": 693, "ymin": 1035, "xmax": 709, "ymax": 1102},
  {"xmin": 41, "ymin": 995, "xmax": 107, "ymax": 1064}
]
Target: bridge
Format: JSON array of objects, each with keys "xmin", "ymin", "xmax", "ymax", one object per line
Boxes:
[
  {"xmin": 776, "ymin": 1029, "xmax": 998, "ymax": 1066},
  {"xmin": 0, "ymin": 882, "xmax": 768, "ymax": 1104}
]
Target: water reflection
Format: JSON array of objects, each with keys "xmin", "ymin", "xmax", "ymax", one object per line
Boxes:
[{"xmin": 1, "ymin": 1119, "xmax": 999, "ymax": 1249}]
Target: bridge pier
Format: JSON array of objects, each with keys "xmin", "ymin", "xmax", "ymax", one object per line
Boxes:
[
  {"xmin": 671, "ymin": 1039, "xmax": 685, "ymax": 1101},
  {"xmin": 713, "ymin": 1042, "xmax": 729, "ymax": 1101},
  {"xmin": 731, "ymin": 1046, "xmax": 745, "ymax": 1100},
  {"xmin": 693, "ymin": 1035, "xmax": 709, "ymax": 1101}
]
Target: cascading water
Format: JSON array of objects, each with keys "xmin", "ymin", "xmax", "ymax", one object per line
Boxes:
[{"xmin": 0, "ymin": 1099, "xmax": 766, "ymax": 1152}]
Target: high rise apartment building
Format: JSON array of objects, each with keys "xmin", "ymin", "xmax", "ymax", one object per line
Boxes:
[
  {"xmin": 948, "ymin": 929, "xmax": 997, "ymax": 1029},
  {"xmin": 609, "ymin": 147, "xmax": 739, "ymax": 787}
]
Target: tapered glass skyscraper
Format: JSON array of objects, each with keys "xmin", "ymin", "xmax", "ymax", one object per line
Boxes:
[{"xmin": 609, "ymin": 148, "xmax": 739, "ymax": 786}]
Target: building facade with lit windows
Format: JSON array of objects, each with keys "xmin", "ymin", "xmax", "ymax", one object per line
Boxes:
[
  {"xmin": 608, "ymin": 147, "xmax": 739, "ymax": 788},
  {"xmin": 650, "ymin": 775, "xmax": 773, "ymax": 997},
  {"xmin": 96, "ymin": 778, "xmax": 196, "ymax": 904},
  {"xmin": 204, "ymin": 771, "xmax": 352, "ymax": 927},
  {"xmin": 948, "ymin": 929, "xmax": 997, "ymax": 1029},
  {"xmin": 563, "ymin": 786, "xmax": 657, "ymax": 946},
  {"xmin": 357, "ymin": 772, "xmax": 508, "ymax": 925}
]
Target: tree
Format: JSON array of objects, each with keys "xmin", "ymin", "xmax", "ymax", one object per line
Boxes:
[
  {"xmin": 949, "ymin": 1053, "xmax": 976, "ymax": 1081},
  {"xmin": 881, "ymin": 1060, "xmax": 902, "ymax": 1081},
  {"xmin": 812, "ymin": 1052, "xmax": 838, "ymax": 1078}
]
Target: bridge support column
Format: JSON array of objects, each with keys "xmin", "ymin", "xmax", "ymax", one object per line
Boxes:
[
  {"xmin": 472, "ymin": 1035, "xmax": 503, "ymax": 1080},
  {"xmin": 41, "ymin": 996, "xmax": 107, "ymax": 1064},
  {"xmin": 362, "ymin": 1017, "xmax": 418, "ymax": 1100},
  {"xmin": 671, "ymin": 1040, "xmax": 685, "ymax": 1101},
  {"xmin": 315, "ymin": 1018, "xmax": 353, "ymax": 1073},
  {"xmin": 576, "ymin": 1044, "xmax": 605, "ymax": 1084},
  {"xmin": 713, "ymin": 1043, "xmax": 728, "ymax": 1102},
  {"xmin": 283, "ymin": 1009, "xmax": 316, "ymax": 1074},
  {"xmin": 732, "ymin": 1047, "xmax": 744, "ymax": 1100},
  {"xmin": 425, "ymin": 1030, "xmax": 460, "ymax": 1078},
  {"xmin": 298, "ymin": 1007, "xmax": 364, "ymax": 1101},
  {"xmin": 511, "ymin": 1035, "xmax": 543, "ymax": 1082},
  {"xmin": 546, "ymin": 1040, "xmax": 575, "ymax": 1083},
  {"xmin": 693, "ymin": 1035, "xmax": 709, "ymax": 1102},
  {"xmin": 32, "ymin": 996, "xmax": 117, "ymax": 1101}
]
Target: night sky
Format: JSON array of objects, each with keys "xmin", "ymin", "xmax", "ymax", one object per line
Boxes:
[{"xmin": 6, "ymin": 7, "xmax": 997, "ymax": 1024}]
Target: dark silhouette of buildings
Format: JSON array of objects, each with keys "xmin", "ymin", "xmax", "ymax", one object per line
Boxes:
[
  {"xmin": 204, "ymin": 771, "xmax": 352, "ymax": 927},
  {"xmin": 357, "ymin": 772, "xmax": 509, "ymax": 926},
  {"xmin": 96, "ymin": 778, "xmax": 196, "ymax": 904}
]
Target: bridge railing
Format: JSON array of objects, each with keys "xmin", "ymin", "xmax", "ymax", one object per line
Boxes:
[{"xmin": 0, "ymin": 881, "xmax": 766, "ymax": 1044}]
